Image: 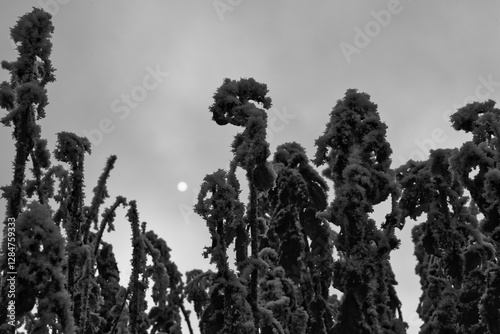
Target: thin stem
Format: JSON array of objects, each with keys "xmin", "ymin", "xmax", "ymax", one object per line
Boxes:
[{"xmin": 109, "ymin": 288, "xmax": 130, "ymax": 334}]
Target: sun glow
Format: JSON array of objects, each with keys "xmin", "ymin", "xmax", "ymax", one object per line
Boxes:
[{"xmin": 177, "ymin": 181, "xmax": 188, "ymax": 192}]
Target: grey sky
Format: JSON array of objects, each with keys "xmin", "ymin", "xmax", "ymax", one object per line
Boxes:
[{"xmin": 1, "ymin": 1, "xmax": 499, "ymax": 333}]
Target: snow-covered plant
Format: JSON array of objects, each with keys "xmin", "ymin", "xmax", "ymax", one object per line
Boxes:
[
  {"xmin": 257, "ymin": 247, "xmax": 309, "ymax": 334},
  {"xmin": 201, "ymin": 77, "xmax": 275, "ymax": 331},
  {"xmin": 96, "ymin": 241, "xmax": 122, "ymax": 333},
  {"xmin": 126, "ymin": 201, "xmax": 150, "ymax": 334},
  {"xmin": 13, "ymin": 202, "xmax": 75, "ymax": 333},
  {"xmin": 314, "ymin": 89, "xmax": 406, "ymax": 333},
  {"xmin": 264, "ymin": 142, "xmax": 337, "ymax": 333},
  {"xmin": 397, "ymin": 100, "xmax": 500, "ymax": 333},
  {"xmin": 0, "ymin": 8, "xmax": 189, "ymax": 334},
  {"xmin": 194, "ymin": 170, "xmax": 255, "ymax": 334},
  {"xmin": 144, "ymin": 230, "xmax": 190, "ymax": 334},
  {"xmin": 1, "ymin": 8, "xmax": 56, "ymax": 328},
  {"xmin": 0, "ymin": 7, "xmax": 55, "ymax": 218}
]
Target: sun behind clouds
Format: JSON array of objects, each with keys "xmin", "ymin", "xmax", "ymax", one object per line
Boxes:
[{"xmin": 177, "ymin": 181, "xmax": 188, "ymax": 192}]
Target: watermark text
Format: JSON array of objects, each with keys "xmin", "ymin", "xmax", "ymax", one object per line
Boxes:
[{"xmin": 5, "ymin": 217, "xmax": 16, "ymax": 327}]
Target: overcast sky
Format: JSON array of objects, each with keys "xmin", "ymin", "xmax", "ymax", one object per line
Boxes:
[{"xmin": 1, "ymin": 1, "xmax": 500, "ymax": 333}]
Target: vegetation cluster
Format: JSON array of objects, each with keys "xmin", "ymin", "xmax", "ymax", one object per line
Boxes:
[{"xmin": 1, "ymin": 8, "xmax": 499, "ymax": 334}]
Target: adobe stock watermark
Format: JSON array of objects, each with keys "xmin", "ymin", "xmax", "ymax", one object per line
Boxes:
[
  {"xmin": 266, "ymin": 105, "xmax": 296, "ymax": 143},
  {"xmin": 213, "ymin": 0, "xmax": 243, "ymax": 21},
  {"xmin": 441, "ymin": 74, "xmax": 500, "ymax": 122},
  {"xmin": 38, "ymin": 0, "xmax": 73, "ymax": 16},
  {"xmin": 82, "ymin": 64, "xmax": 169, "ymax": 147},
  {"xmin": 179, "ymin": 188, "xmax": 199, "ymax": 225},
  {"xmin": 394, "ymin": 74, "xmax": 499, "ymax": 167},
  {"xmin": 5, "ymin": 217, "xmax": 16, "ymax": 327},
  {"xmin": 340, "ymin": 0, "xmax": 404, "ymax": 64}
]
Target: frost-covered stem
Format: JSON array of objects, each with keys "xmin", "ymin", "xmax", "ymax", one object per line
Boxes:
[
  {"xmin": 68, "ymin": 156, "xmax": 85, "ymax": 223},
  {"xmin": 66, "ymin": 156, "xmax": 85, "ymax": 303},
  {"xmin": 129, "ymin": 218, "xmax": 141, "ymax": 333},
  {"xmin": 247, "ymin": 171, "xmax": 260, "ymax": 330},
  {"xmin": 127, "ymin": 200, "xmax": 147, "ymax": 334},
  {"xmin": 79, "ymin": 256, "xmax": 92, "ymax": 333},
  {"xmin": 109, "ymin": 288, "xmax": 130, "ymax": 334},
  {"xmin": 83, "ymin": 155, "xmax": 117, "ymax": 244},
  {"xmin": 179, "ymin": 302, "xmax": 194, "ymax": 334},
  {"xmin": 93, "ymin": 196, "xmax": 127, "ymax": 257},
  {"xmin": 30, "ymin": 149, "xmax": 44, "ymax": 204}
]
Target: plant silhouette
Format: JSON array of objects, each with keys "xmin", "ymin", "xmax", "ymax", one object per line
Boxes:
[{"xmin": 1, "ymin": 7, "xmax": 499, "ymax": 334}]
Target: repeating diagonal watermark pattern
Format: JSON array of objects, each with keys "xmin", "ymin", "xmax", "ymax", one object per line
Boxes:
[
  {"xmin": 213, "ymin": 0, "xmax": 243, "ymax": 21},
  {"xmin": 340, "ymin": 0, "xmax": 405, "ymax": 64},
  {"xmin": 178, "ymin": 187, "xmax": 199, "ymax": 226},
  {"xmin": 82, "ymin": 64, "xmax": 169, "ymax": 147},
  {"xmin": 267, "ymin": 105, "xmax": 296, "ymax": 143},
  {"xmin": 394, "ymin": 74, "xmax": 499, "ymax": 167},
  {"xmin": 38, "ymin": 0, "xmax": 73, "ymax": 16}
]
